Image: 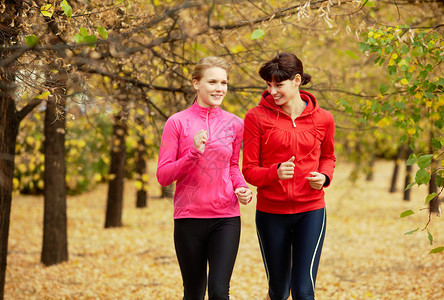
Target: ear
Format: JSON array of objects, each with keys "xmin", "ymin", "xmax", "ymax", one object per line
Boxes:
[
  {"xmin": 293, "ymin": 74, "xmax": 302, "ymax": 87},
  {"xmin": 192, "ymin": 79, "xmax": 199, "ymax": 90}
]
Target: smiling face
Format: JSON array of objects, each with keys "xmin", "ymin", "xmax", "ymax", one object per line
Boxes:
[
  {"xmin": 267, "ymin": 74, "xmax": 301, "ymax": 107},
  {"xmin": 193, "ymin": 67, "xmax": 228, "ymax": 108}
]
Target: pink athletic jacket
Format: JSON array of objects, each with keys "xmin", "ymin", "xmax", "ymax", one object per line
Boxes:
[{"xmin": 157, "ymin": 102, "xmax": 247, "ymax": 219}]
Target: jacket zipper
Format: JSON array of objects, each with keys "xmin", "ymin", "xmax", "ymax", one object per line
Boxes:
[
  {"xmin": 291, "ymin": 117, "xmax": 296, "ymax": 212},
  {"xmin": 206, "ymin": 109, "xmax": 211, "ymax": 139}
]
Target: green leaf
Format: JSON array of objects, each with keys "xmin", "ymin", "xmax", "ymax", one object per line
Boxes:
[
  {"xmin": 345, "ymin": 50, "xmax": 360, "ymax": 60},
  {"xmin": 404, "ymin": 181, "xmax": 416, "ymax": 191},
  {"xmin": 61, "ymin": 0, "xmax": 72, "ymax": 17},
  {"xmin": 25, "ymin": 35, "xmax": 39, "ymax": 47},
  {"xmin": 429, "ymin": 247, "xmax": 444, "ymax": 254},
  {"xmin": 415, "ymin": 168, "xmax": 431, "ymax": 186},
  {"xmin": 97, "ymin": 26, "xmax": 108, "ymax": 39},
  {"xmin": 404, "ymin": 228, "xmax": 419, "ymax": 235},
  {"xmin": 400, "ymin": 44, "xmax": 410, "ymax": 54},
  {"xmin": 84, "ymin": 35, "xmax": 98, "ymax": 48},
  {"xmin": 359, "ymin": 42, "xmax": 370, "ymax": 53},
  {"xmin": 425, "ymin": 193, "xmax": 437, "ymax": 205},
  {"xmin": 40, "ymin": 4, "xmax": 54, "ymax": 18},
  {"xmin": 400, "ymin": 209, "xmax": 414, "ymax": 218},
  {"xmin": 74, "ymin": 33, "xmax": 84, "ymax": 44},
  {"xmin": 406, "ymin": 154, "xmax": 417, "ymax": 166},
  {"xmin": 80, "ymin": 27, "xmax": 89, "ymax": 36},
  {"xmin": 388, "ymin": 65, "xmax": 397, "ymax": 75},
  {"xmin": 427, "ymin": 230, "xmax": 433, "ymax": 245},
  {"xmin": 417, "ymin": 154, "xmax": 433, "ymax": 168},
  {"xmin": 250, "ymin": 29, "xmax": 265, "ymax": 40},
  {"xmin": 362, "ymin": 0, "xmax": 375, "ymax": 7},
  {"xmin": 379, "ymin": 83, "xmax": 389, "ymax": 95}
]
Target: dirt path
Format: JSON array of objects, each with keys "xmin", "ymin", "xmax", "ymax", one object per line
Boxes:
[{"xmin": 5, "ymin": 160, "xmax": 443, "ymax": 299}]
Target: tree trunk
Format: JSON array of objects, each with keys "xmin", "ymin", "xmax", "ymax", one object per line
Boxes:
[
  {"xmin": 389, "ymin": 146, "xmax": 404, "ymax": 193},
  {"xmin": 0, "ymin": 84, "xmax": 19, "ymax": 300},
  {"xmin": 428, "ymin": 130, "xmax": 439, "ymax": 214},
  {"xmin": 403, "ymin": 146, "xmax": 413, "ymax": 201},
  {"xmin": 41, "ymin": 79, "xmax": 68, "ymax": 266},
  {"xmin": 365, "ymin": 153, "xmax": 375, "ymax": 181},
  {"xmin": 105, "ymin": 113, "xmax": 127, "ymax": 228},
  {"xmin": 0, "ymin": 2, "xmax": 22, "ymax": 298},
  {"xmin": 136, "ymin": 133, "xmax": 147, "ymax": 208}
]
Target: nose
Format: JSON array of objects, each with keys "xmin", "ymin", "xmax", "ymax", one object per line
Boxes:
[
  {"xmin": 215, "ymin": 83, "xmax": 224, "ymax": 91},
  {"xmin": 269, "ymin": 86, "xmax": 277, "ymax": 95}
]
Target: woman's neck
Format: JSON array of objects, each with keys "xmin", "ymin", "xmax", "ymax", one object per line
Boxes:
[{"xmin": 281, "ymin": 95, "xmax": 306, "ymax": 120}]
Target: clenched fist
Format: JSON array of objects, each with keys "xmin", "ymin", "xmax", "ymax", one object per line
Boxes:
[{"xmin": 194, "ymin": 129, "xmax": 208, "ymax": 153}]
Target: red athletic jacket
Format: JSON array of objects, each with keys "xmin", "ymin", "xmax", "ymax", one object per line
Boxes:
[{"xmin": 242, "ymin": 90, "xmax": 336, "ymax": 214}]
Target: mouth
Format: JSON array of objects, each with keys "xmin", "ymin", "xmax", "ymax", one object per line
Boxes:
[
  {"xmin": 273, "ymin": 95, "xmax": 282, "ymax": 100},
  {"xmin": 211, "ymin": 94, "xmax": 224, "ymax": 99}
]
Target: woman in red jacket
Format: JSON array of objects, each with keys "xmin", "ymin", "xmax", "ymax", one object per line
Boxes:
[{"xmin": 242, "ymin": 52, "xmax": 336, "ymax": 300}]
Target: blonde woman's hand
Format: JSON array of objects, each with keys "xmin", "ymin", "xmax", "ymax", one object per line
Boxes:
[
  {"xmin": 193, "ymin": 129, "xmax": 208, "ymax": 153},
  {"xmin": 305, "ymin": 172, "xmax": 326, "ymax": 190},
  {"xmin": 277, "ymin": 156, "xmax": 295, "ymax": 180},
  {"xmin": 235, "ymin": 187, "xmax": 252, "ymax": 205}
]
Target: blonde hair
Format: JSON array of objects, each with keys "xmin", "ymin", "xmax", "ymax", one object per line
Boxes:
[{"xmin": 191, "ymin": 56, "xmax": 232, "ymax": 81}]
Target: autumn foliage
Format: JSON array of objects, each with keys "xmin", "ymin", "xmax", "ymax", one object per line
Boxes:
[{"xmin": 5, "ymin": 160, "xmax": 443, "ymax": 299}]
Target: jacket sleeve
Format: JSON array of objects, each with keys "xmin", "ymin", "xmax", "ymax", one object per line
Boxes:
[
  {"xmin": 229, "ymin": 118, "xmax": 248, "ymax": 190},
  {"xmin": 156, "ymin": 117, "xmax": 202, "ymax": 187},
  {"xmin": 318, "ymin": 111, "xmax": 336, "ymax": 187},
  {"xmin": 242, "ymin": 109, "xmax": 280, "ymax": 187}
]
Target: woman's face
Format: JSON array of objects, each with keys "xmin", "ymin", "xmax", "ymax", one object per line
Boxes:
[
  {"xmin": 267, "ymin": 74, "xmax": 301, "ymax": 106},
  {"xmin": 193, "ymin": 67, "xmax": 228, "ymax": 108}
]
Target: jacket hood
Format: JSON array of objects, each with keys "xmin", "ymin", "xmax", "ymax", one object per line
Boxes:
[{"xmin": 258, "ymin": 89, "xmax": 319, "ymax": 118}]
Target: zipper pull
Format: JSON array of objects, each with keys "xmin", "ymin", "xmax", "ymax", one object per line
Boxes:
[{"xmin": 292, "ymin": 119, "xmax": 296, "ymax": 128}]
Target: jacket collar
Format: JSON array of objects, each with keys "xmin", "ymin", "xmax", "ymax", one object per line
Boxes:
[
  {"xmin": 190, "ymin": 101, "xmax": 222, "ymax": 119},
  {"xmin": 259, "ymin": 89, "xmax": 318, "ymax": 118}
]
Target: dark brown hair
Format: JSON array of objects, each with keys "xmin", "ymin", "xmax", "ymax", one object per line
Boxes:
[{"xmin": 258, "ymin": 52, "xmax": 311, "ymax": 85}]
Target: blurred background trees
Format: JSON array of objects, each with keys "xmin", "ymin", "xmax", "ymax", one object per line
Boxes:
[{"xmin": 1, "ymin": 0, "xmax": 442, "ymax": 298}]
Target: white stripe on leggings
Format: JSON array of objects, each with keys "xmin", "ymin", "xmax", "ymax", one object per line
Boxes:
[{"xmin": 309, "ymin": 208, "xmax": 326, "ymax": 294}]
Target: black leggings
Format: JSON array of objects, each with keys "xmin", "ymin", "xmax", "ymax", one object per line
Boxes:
[
  {"xmin": 174, "ymin": 217, "xmax": 241, "ymax": 300},
  {"xmin": 256, "ymin": 208, "xmax": 326, "ymax": 300}
]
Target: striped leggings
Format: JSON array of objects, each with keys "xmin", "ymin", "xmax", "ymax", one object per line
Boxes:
[{"xmin": 256, "ymin": 208, "xmax": 326, "ymax": 300}]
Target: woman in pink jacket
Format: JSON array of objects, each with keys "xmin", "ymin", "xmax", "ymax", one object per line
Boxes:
[
  {"xmin": 157, "ymin": 56, "xmax": 252, "ymax": 300},
  {"xmin": 243, "ymin": 52, "xmax": 336, "ymax": 300}
]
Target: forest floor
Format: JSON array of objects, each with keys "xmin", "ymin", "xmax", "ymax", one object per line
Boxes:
[{"xmin": 5, "ymin": 159, "xmax": 444, "ymax": 300}]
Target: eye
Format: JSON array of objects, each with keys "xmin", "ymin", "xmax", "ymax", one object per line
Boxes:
[{"xmin": 221, "ymin": 81, "xmax": 228, "ymax": 85}]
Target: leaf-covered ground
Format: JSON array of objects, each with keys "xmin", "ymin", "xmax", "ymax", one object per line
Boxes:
[{"xmin": 5, "ymin": 160, "xmax": 443, "ymax": 299}]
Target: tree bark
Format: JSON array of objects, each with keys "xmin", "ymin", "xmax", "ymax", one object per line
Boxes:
[
  {"xmin": 389, "ymin": 146, "xmax": 404, "ymax": 193},
  {"xmin": 41, "ymin": 77, "xmax": 68, "ymax": 266},
  {"xmin": 0, "ymin": 2, "xmax": 22, "ymax": 298},
  {"xmin": 403, "ymin": 146, "xmax": 413, "ymax": 201},
  {"xmin": 136, "ymin": 133, "xmax": 147, "ymax": 208},
  {"xmin": 428, "ymin": 130, "xmax": 439, "ymax": 214},
  {"xmin": 105, "ymin": 112, "xmax": 127, "ymax": 228},
  {"xmin": 0, "ymin": 84, "xmax": 19, "ymax": 300}
]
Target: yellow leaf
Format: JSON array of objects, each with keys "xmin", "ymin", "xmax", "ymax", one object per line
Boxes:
[
  {"xmin": 13, "ymin": 178, "xmax": 19, "ymax": 190},
  {"xmin": 37, "ymin": 91, "xmax": 51, "ymax": 100},
  {"xmin": 400, "ymin": 78, "xmax": 409, "ymax": 85},
  {"xmin": 18, "ymin": 164, "xmax": 27, "ymax": 173},
  {"xmin": 94, "ymin": 173, "xmax": 102, "ymax": 182},
  {"xmin": 135, "ymin": 181, "xmax": 143, "ymax": 190},
  {"xmin": 407, "ymin": 128, "xmax": 416, "ymax": 135}
]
